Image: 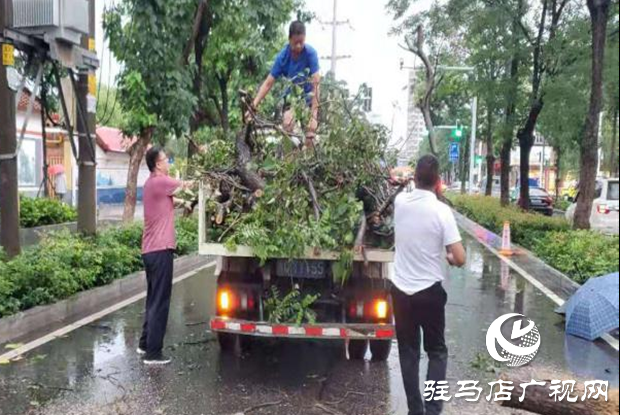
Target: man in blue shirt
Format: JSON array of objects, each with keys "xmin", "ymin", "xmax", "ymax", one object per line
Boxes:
[{"xmin": 250, "ymin": 21, "xmax": 321, "ymax": 148}]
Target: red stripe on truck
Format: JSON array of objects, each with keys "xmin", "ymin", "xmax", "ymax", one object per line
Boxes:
[
  {"xmin": 241, "ymin": 324, "xmax": 256, "ymax": 333},
  {"xmin": 272, "ymin": 325, "xmax": 289, "ymax": 336},
  {"xmin": 305, "ymin": 327, "xmax": 323, "ymax": 337},
  {"xmin": 211, "ymin": 319, "xmax": 226, "ymax": 330}
]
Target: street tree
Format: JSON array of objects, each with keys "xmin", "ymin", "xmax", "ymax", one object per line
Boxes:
[
  {"xmin": 574, "ymin": 0, "xmax": 614, "ymax": 229},
  {"xmin": 388, "ymin": 1, "xmax": 469, "ymax": 156},
  {"xmin": 104, "ymin": 0, "xmax": 197, "ymax": 222}
]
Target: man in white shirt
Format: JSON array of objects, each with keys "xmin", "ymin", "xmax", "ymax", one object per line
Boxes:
[{"xmin": 391, "ymin": 155, "xmax": 466, "ymax": 415}]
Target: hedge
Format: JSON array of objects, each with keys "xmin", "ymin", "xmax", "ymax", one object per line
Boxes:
[
  {"xmin": 19, "ymin": 195, "xmax": 78, "ymax": 228},
  {"xmin": 0, "ymin": 217, "xmax": 198, "ymax": 318},
  {"xmin": 450, "ymin": 195, "xmax": 619, "ymax": 283}
]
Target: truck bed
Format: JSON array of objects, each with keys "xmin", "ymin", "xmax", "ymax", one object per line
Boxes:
[{"xmin": 198, "ymin": 242, "xmax": 394, "ymax": 263}]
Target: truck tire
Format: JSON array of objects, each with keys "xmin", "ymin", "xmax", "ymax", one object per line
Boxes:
[
  {"xmin": 348, "ymin": 340, "xmax": 368, "ymax": 360},
  {"xmin": 217, "ymin": 333, "xmax": 252, "ymax": 354},
  {"xmin": 217, "ymin": 333, "xmax": 237, "ymax": 352},
  {"xmin": 370, "ymin": 340, "xmax": 392, "ymax": 361}
]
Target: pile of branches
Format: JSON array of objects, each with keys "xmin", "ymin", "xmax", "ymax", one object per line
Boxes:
[{"xmin": 188, "ymin": 86, "xmax": 402, "ymax": 261}]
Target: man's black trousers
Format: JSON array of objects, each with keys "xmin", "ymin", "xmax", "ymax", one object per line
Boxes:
[
  {"xmin": 392, "ymin": 282, "xmax": 449, "ymax": 415},
  {"xmin": 139, "ymin": 249, "xmax": 174, "ymax": 359}
]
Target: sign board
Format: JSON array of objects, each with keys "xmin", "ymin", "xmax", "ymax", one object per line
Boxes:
[
  {"xmin": 449, "ymin": 142, "xmax": 460, "ymax": 163},
  {"xmin": 2, "ymin": 44, "xmax": 15, "ymax": 66}
]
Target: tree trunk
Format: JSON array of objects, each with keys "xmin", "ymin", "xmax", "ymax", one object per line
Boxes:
[
  {"xmin": 500, "ymin": 140, "xmax": 512, "ymax": 206},
  {"xmin": 409, "ymin": 25, "xmax": 438, "ymax": 155},
  {"xmin": 123, "ymin": 129, "xmax": 152, "ymax": 223},
  {"xmin": 188, "ymin": 3, "xmax": 214, "ymax": 161},
  {"xmin": 517, "ymin": 100, "xmax": 544, "ymax": 211},
  {"xmin": 554, "ymin": 146, "xmax": 562, "ymax": 202},
  {"xmin": 460, "ymin": 136, "xmax": 470, "ymax": 194},
  {"xmin": 485, "ymin": 107, "xmax": 495, "ymax": 196},
  {"xmin": 575, "ymin": 0, "xmax": 611, "ymax": 229},
  {"xmin": 217, "ymin": 75, "xmax": 230, "ymax": 133},
  {"xmin": 611, "ymin": 106, "xmax": 618, "ymax": 177},
  {"xmin": 500, "ymin": 373, "xmax": 619, "ymax": 415},
  {"xmin": 500, "ymin": 1, "xmax": 523, "ymax": 207}
]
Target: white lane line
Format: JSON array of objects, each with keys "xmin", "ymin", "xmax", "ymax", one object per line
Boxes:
[
  {"xmin": 0, "ymin": 261, "xmax": 217, "ymax": 363},
  {"xmin": 460, "ymin": 225, "xmax": 620, "ymax": 352}
]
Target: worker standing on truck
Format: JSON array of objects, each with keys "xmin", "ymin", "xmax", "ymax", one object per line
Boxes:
[
  {"xmin": 248, "ymin": 20, "xmax": 321, "ymax": 149},
  {"xmin": 139, "ymin": 147, "xmax": 192, "ymax": 365},
  {"xmin": 390, "ymin": 155, "xmax": 466, "ymax": 415}
]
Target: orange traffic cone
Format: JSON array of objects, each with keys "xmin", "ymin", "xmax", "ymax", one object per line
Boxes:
[{"xmin": 499, "ymin": 221, "xmax": 515, "ymax": 256}]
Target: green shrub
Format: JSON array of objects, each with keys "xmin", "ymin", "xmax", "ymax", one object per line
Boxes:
[
  {"xmin": 533, "ymin": 231, "xmax": 619, "ymax": 283},
  {"xmin": 450, "ymin": 195, "xmax": 618, "ymax": 283},
  {"xmin": 450, "ymin": 195, "xmax": 569, "ymax": 246},
  {"xmin": 0, "ymin": 218, "xmax": 198, "ymax": 318},
  {"xmin": 19, "ymin": 196, "xmax": 77, "ymax": 228},
  {"xmin": 176, "ymin": 216, "xmax": 198, "ymax": 256}
]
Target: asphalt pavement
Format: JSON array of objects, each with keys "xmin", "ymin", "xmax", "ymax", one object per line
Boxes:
[{"xmin": 0, "ymin": 235, "xmax": 617, "ymax": 415}]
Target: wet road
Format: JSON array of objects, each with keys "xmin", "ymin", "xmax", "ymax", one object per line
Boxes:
[{"xmin": 0, "ymin": 235, "xmax": 618, "ymax": 415}]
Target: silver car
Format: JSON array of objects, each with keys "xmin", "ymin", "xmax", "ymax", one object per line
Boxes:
[{"xmin": 566, "ymin": 179, "xmax": 619, "ymax": 235}]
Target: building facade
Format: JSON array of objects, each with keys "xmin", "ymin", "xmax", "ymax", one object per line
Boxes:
[{"xmin": 398, "ymin": 70, "xmax": 426, "ymax": 166}]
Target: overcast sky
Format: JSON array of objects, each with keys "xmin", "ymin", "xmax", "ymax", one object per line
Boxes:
[{"xmin": 95, "ymin": 0, "xmax": 432, "ymax": 142}]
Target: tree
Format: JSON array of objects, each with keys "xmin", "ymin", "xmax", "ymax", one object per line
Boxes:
[
  {"xmin": 574, "ymin": 0, "xmax": 613, "ymax": 229},
  {"xmin": 516, "ymin": 0, "xmax": 574, "ymax": 211},
  {"xmin": 538, "ymin": 13, "xmax": 591, "ymax": 198},
  {"xmin": 104, "ymin": 0, "xmax": 197, "ymax": 222},
  {"xmin": 602, "ymin": 12, "xmax": 619, "ymax": 177},
  {"xmin": 388, "ymin": 1, "xmax": 469, "ymax": 156}
]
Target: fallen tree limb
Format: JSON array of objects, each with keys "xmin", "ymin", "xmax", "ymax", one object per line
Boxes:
[
  {"xmin": 243, "ymin": 400, "xmax": 284, "ymax": 414},
  {"xmin": 371, "ymin": 183, "xmax": 407, "ymax": 219},
  {"xmin": 499, "ymin": 371, "xmax": 619, "ymax": 415},
  {"xmin": 301, "ymin": 171, "xmax": 321, "ymax": 221}
]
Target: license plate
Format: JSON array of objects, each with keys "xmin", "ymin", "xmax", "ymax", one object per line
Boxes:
[{"xmin": 276, "ymin": 260, "xmax": 328, "ymax": 279}]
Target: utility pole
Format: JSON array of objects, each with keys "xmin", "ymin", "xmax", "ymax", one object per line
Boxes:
[
  {"xmin": 468, "ymin": 96, "xmax": 478, "ymax": 194},
  {"xmin": 0, "ymin": 0, "xmax": 21, "ymax": 257},
  {"xmin": 76, "ymin": 0, "xmax": 97, "ymax": 235},
  {"xmin": 320, "ymin": 0, "xmax": 351, "ymax": 78},
  {"xmin": 330, "ymin": 0, "xmax": 338, "ymax": 75}
]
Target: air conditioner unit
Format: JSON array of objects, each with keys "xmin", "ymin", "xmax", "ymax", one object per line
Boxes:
[{"xmin": 12, "ymin": 0, "xmax": 89, "ymax": 46}]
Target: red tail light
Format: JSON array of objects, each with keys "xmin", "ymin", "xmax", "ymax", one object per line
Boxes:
[
  {"xmin": 217, "ymin": 289, "xmax": 256, "ymax": 315},
  {"xmin": 347, "ymin": 299, "xmax": 390, "ymax": 321}
]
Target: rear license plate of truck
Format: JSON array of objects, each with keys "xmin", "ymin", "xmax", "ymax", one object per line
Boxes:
[{"xmin": 276, "ymin": 260, "xmax": 328, "ymax": 279}]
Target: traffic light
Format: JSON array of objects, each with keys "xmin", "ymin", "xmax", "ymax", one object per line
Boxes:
[{"xmin": 451, "ymin": 125, "xmax": 464, "ymax": 142}]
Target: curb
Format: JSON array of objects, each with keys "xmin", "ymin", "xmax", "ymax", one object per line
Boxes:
[
  {"xmin": 0, "ymin": 254, "xmax": 213, "ymax": 346},
  {"xmin": 454, "ymin": 211, "xmax": 581, "ymax": 300}
]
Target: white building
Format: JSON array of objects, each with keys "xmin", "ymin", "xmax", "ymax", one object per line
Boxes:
[{"xmin": 398, "ymin": 70, "xmax": 426, "ymax": 166}]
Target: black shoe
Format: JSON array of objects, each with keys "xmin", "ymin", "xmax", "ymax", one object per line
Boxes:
[{"xmin": 143, "ymin": 354, "xmax": 172, "ymax": 365}]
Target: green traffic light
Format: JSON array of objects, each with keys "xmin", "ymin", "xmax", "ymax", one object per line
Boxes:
[{"xmin": 452, "ymin": 127, "xmax": 464, "ymax": 141}]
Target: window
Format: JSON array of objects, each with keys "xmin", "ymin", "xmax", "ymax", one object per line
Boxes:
[
  {"xmin": 18, "ymin": 139, "xmax": 38, "ymax": 187},
  {"xmin": 608, "ymin": 182, "xmax": 619, "ymax": 201}
]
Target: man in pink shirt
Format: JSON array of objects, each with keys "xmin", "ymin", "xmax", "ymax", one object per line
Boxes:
[{"xmin": 138, "ymin": 147, "xmax": 189, "ymax": 365}]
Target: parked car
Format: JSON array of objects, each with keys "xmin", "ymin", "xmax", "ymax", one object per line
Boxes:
[
  {"xmin": 449, "ymin": 181, "xmax": 480, "ymax": 194},
  {"xmin": 566, "ymin": 179, "xmax": 619, "ymax": 235},
  {"xmin": 479, "ymin": 176, "xmax": 501, "ymax": 198},
  {"xmin": 513, "ymin": 186, "xmax": 555, "ymax": 216}
]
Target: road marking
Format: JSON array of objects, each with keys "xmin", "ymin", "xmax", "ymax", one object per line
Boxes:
[
  {"xmin": 0, "ymin": 261, "xmax": 217, "ymax": 363},
  {"xmin": 460, "ymin": 226, "xmax": 620, "ymax": 352}
]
